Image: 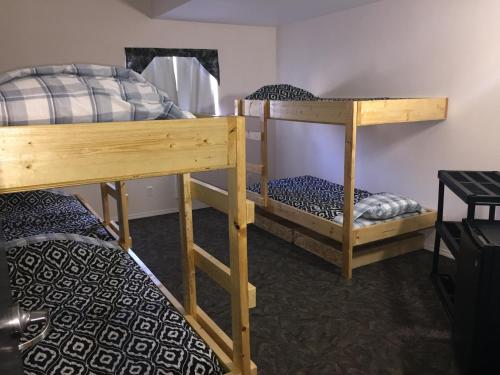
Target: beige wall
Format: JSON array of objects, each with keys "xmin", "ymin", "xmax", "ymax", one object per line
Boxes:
[
  {"xmin": 0, "ymin": 0, "xmax": 277, "ymax": 218},
  {"xmin": 275, "ymin": 0, "xmax": 500, "ymax": 248}
]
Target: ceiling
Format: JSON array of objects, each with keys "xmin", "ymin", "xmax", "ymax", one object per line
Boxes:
[{"xmin": 147, "ymin": 0, "xmax": 382, "ymax": 26}]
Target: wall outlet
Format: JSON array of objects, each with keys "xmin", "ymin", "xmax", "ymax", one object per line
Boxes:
[{"xmin": 146, "ymin": 186, "xmax": 153, "ymax": 197}]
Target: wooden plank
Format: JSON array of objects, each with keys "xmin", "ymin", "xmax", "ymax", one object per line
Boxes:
[
  {"xmin": 251, "ymin": 194, "xmax": 344, "ymax": 241},
  {"xmin": 242, "ymin": 100, "xmax": 352, "ymax": 125},
  {"xmin": 227, "ymin": 116, "xmax": 252, "ymax": 375},
  {"xmin": 104, "ymin": 182, "xmax": 119, "ymax": 200},
  {"xmin": 352, "ymin": 233, "xmax": 424, "ymax": 268},
  {"xmin": 115, "ymin": 181, "xmax": 132, "ymax": 250},
  {"xmin": 260, "ymin": 101, "xmax": 270, "ymax": 208},
  {"xmin": 246, "ymin": 163, "xmax": 263, "ymax": 175},
  {"xmin": 342, "ymin": 103, "xmax": 358, "ymax": 280},
  {"xmin": 99, "ymin": 183, "xmax": 111, "ymax": 227},
  {"xmin": 353, "ymin": 210, "xmax": 437, "ymax": 245},
  {"xmin": 293, "ymin": 227, "xmax": 424, "ymax": 269},
  {"xmin": 357, "ymin": 98, "xmax": 448, "ymax": 126},
  {"xmin": 254, "ymin": 209, "xmax": 295, "ymax": 243},
  {"xmin": 0, "ymin": 117, "xmax": 233, "ymax": 193},
  {"xmin": 178, "ymin": 173, "xmax": 197, "ymax": 318},
  {"xmin": 190, "ymin": 178, "xmax": 255, "ymax": 224},
  {"xmin": 293, "ymin": 229, "xmax": 343, "ymax": 266},
  {"xmin": 194, "ymin": 244, "xmax": 256, "ymax": 309},
  {"xmin": 241, "ymin": 98, "xmax": 447, "ymax": 126}
]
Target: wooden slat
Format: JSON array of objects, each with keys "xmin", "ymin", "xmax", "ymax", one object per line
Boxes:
[
  {"xmin": 246, "ymin": 163, "xmax": 263, "ymax": 175},
  {"xmin": 190, "ymin": 178, "xmax": 255, "ymax": 224},
  {"xmin": 254, "ymin": 209, "xmax": 296, "ymax": 243},
  {"xmin": 104, "ymin": 182, "xmax": 119, "ymax": 200},
  {"xmin": 353, "ymin": 210, "xmax": 437, "ymax": 245},
  {"xmin": 260, "ymin": 101, "xmax": 270, "ymax": 208},
  {"xmin": 115, "ymin": 181, "xmax": 132, "ymax": 250},
  {"xmin": 196, "ymin": 308, "xmax": 258, "ymax": 375},
  {"xmin": 227, "ymin": 116, "xmax": 252, "ymax": 375},
  {"xmin": 100, "ymin": 183, "xmax": 111, "ymax": 227},
  {"xmin": 178, "ymin": 173, "xmax": 197, "ymax": 318},
  {"xmin": 342, "ymin": 105, "xmax": 358, "ymax": 280},
  {"xmin": 250, "ymin": 193, "xmax": 344, "ymax": 241},
  {"xmin": 108, "ymin": 220, "xmax": 120, "ymax": 238},
  {"xmin": 241, "ymin": 98, "xmax": 448, "ymax": 126},
  {"xmin": 0, "ymin": 117, "xmax": 233, "ymax": 193},
  {"xmin": 358, "ymin": 98, "xmax": 448, "ymax": 126},
  {"xmin": 352, "ymin": 233, "xmax": 424, "ymax": 268},
  {"xmin": 194, "ymin": 244, "xmax": 256, "ymax": 309}
]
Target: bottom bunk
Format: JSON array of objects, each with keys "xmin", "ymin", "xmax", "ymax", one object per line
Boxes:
[
  {"xmin": 0, "ymin": 190, "xmax": 225, "ymax": 374},
  {"xmin": 248, "ymin": 175, "xmax": 436, "ymax": 271}
]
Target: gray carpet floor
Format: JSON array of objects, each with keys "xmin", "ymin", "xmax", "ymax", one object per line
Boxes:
[{"xmin": 130, "ymin": 208, "xmax": 459, "ymax": 375}]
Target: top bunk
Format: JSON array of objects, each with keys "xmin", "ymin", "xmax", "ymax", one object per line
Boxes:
[
  {"xmin": 0, "ymin": 63, "xmax": 237, "ymax": 193},
  {"xmin": 237, "ymin": 84, "xmax": 448, "ymax": 126}
]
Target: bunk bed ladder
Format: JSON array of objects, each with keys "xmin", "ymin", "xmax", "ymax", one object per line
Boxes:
[
  {"xmin": 100, "ymin": 181, "xmax": 132, "ymax": 250},
  {"xmin": 178, "ymin": 117, "xmax": 256, "ymax": 375}
]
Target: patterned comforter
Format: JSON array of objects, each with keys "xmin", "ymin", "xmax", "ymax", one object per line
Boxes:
[
  {"xmin": 0, "ymin": 64, "xmax": 186, "ymax": 125},
  {"xmin": 248, "ymin": 175, "xmax": 424, "ymax": 228},
  {"xmin": 0, "ymin": 191, "xmax": 223, "ymax": 374}
]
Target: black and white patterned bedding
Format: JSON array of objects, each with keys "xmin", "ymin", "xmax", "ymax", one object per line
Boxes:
[
  {"xmin": 248, "ymin": 175, "xmax": 372, "ymax": 220},
  {"xmin": 249, "ymin": 176, "xmax": 426, "ymax": 228},
  {"xmin": 2, "ymin": 234, "xmax": 223, "ymax": 375},
  {"xmin": 245, "ymin": 84, "xmax": 392, "ymax": 101},
  {"xmin": 0, "ymin": 190, "xmax": 113, "ymax": 242}
]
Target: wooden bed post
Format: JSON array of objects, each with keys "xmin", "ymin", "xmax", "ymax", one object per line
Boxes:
[
  {"xmin": 227, "ymin": 116, "xmax": 252, "ymax": 375},
  {"xmin": 342, "ymin": 103, "xmax": 358, "ymax": 280},
  {"xmin": 115, "ymin": 181, "xmax": 132, "ymax": 250},
  {"xmin": 100, "ymin": 182, "xmax": 111, "ymax": 227},
  {"xmin": 178, "ymin": 173, "xmax": 198, "ymax": 318},
  {"xmin": 260, "ymin": 101, "xmax": 270, "ymax": 207}
]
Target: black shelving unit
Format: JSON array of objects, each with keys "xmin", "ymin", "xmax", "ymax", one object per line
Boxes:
[{"xmin": 432, "ymin": 170, "xmax": 500, "ymax": 319}]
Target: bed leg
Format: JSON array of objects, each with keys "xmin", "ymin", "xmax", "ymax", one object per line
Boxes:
[
  {"xmin": 342, "ymin": 109, "xmax": 358, "ymax": 280},
  {"xmin": 228, "ymin": 116, "xmax": 252, "ymax": 375},
  {"xmin": 260, "ymin": 101, "xmax": 270, "ymax": 208},
  {"xmin": 115, "ymin": 181, "xmax": 132, "ymax": 250},
  {"xmin": 178, "ymin": 173, "xmax": 197, "ymax": 318},
  {"xmin": 100, "ymin": 183, "xmax": 111, "ymax": 227}
]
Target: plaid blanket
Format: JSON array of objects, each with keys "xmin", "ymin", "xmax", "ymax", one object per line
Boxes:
[{"xmin": 0, "ymin": 64, "xmax": 186, "ymax": 125}]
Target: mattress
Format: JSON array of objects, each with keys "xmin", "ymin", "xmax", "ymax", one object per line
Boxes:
[
  {"xmin": 248, "ymin": 175, "xmax": 424, "ymax": 228},
  {"xmin": 3, "ymin": 234, "xmax": 222, "ymax": 375},
  {"xmin": 0, "ymin": 190, "xmax": 113, "ymax": 242},
  {"xmin": 0, "ymin": 191, "xmax": 223, "ymax": 374},
  {"xmin": 245, "ymin": 84, "xmax": 391, "ymax": 102}
]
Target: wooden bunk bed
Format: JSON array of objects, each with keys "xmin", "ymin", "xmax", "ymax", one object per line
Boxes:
[
  {"xmin": 236, "ymin": 97, "xmax": 448, "ymax": 279},
  {"xmin": 0, "ymin": 116, "xmax": 257, "ymax": 375}
]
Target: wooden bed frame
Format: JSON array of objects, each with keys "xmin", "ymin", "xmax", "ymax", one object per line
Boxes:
[
  {"xmin": 0, "ymin": 117, "xmax": 257, "ymax": 375},
  {"xmin": 236, "ymin": 97, "xmax": 448, "ymax": 279}
]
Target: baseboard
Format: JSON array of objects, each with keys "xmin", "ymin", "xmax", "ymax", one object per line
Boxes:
[
  {"xmin": 127, "ymin": 208, "xmax": 179, "ymax": 220},
  {"xmin": 124, "ymin": 201, "xmax": 208, "ymax": 221}
]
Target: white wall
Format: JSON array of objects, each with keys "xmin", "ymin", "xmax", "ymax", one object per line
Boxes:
[
  {"xmin": 275, "ymin": 0, "xmax": 500, "ymax": 246},
  {"xmin": 0, "ymin": 0, "xmax": 276, "ymax": 218}
]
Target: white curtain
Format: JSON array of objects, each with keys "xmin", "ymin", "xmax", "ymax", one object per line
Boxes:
[{"xmin": 141, "ymin": 56, "xmax": 219, "ymax": 115}]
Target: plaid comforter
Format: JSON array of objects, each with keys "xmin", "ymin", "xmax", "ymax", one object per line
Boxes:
[{"xmin": 0, "ymin": 64, "xmax": 186, "ymax": 125}]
